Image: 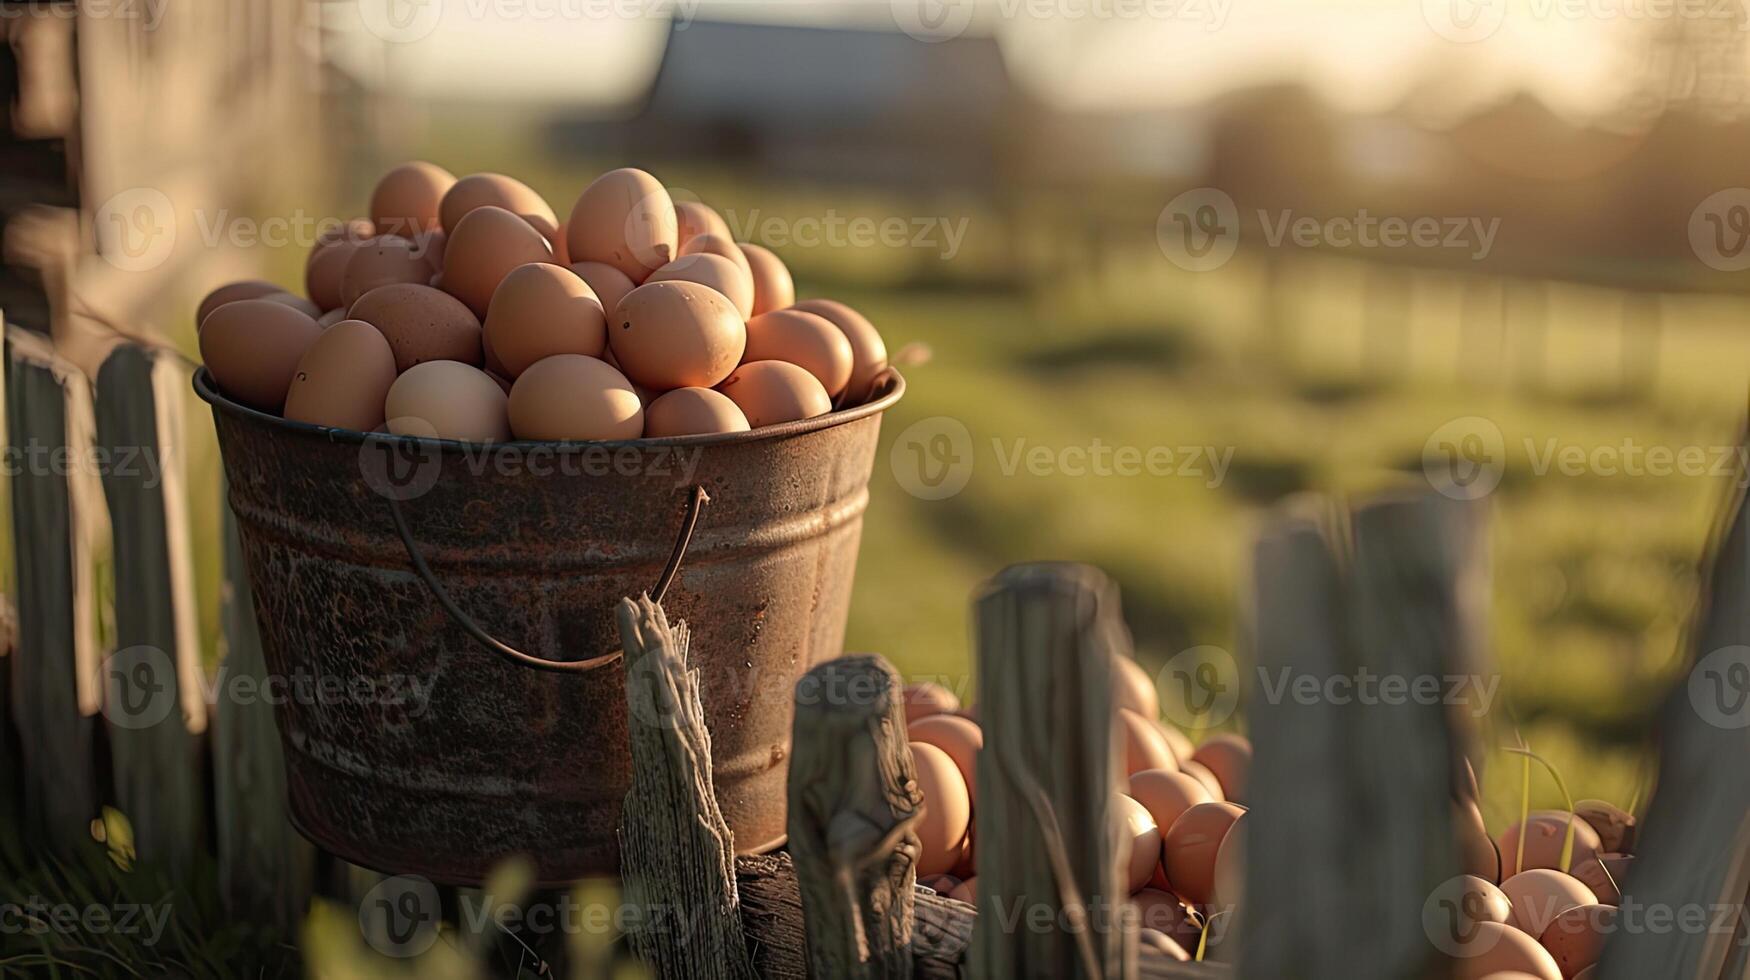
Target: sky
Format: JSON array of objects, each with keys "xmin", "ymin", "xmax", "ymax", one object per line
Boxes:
[{"xmin": 326, "ymin": 0, "xmax": 1692, "ymax": 119}]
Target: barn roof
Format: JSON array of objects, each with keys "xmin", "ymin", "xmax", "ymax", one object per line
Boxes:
[{"xmin": 640, "ymin": 18, "xmax": 1015, "ymax": 125}]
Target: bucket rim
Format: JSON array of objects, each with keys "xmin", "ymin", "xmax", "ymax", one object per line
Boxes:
[{"xmin": 194, "ymin": 364, "xmax": 905, "ymax": 452}]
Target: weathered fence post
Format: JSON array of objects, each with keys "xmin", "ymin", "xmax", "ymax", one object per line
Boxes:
[
  {"xmin": 1340, "ymin": 491, "xmax": 1482, "ymax": 978},
  {"xmin": 91, "ymin": 344, "xmax": 206, "ymax": 881},
  {"xmin": 616, "ymin": 593, "xmax": 757, "ymax": 980},
  {"xmin": 787, "ymin": 653, "xmax": 922, "ymax": 979},
  {"xmin": 1241, "ymin": 505, "xmax": 1348, "ymax": 978},
  {"xmin": 971, "ymin": 562, "xmax": 1130, "ymax": 980},
  {"xmin": 1600, "ymin": 447, "xmax": 1750, "ymax": 980},
  {"xmin": 6, "ymin": 328, "xmax": 101, "ymax": 859}
]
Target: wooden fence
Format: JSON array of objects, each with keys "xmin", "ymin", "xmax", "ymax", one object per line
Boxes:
[{"xmin": 8, "ymin": 319, "xmax": 1745, "ymax": 978}]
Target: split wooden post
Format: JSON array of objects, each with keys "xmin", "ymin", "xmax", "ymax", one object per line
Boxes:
[
  {"xmin": 616, "ymin": 594, "xmax": 758, "ymax": 980},
  {"xmin": 1339, "ymin": 492, "xmax": 1483, "ymax": 979},
  {"xmin": 1600, "ymin": 447, "xmax": 1750, "ymax": 980},
  {"xmin": 1241, "ymin": 506, "xmax": 1349, "ymax": 978},
  {"xmin": 971, "ymin": 562, "xmax": 1130, "ymax": 980},
  {"xmin": 786, "ymin": 653, "xmax": 923, "ymax": 979}
]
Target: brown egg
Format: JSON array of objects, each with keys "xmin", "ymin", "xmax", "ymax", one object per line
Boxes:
[
  {"xmin": 1116, "ymin": 793, "xmax": 1161, "ymax": 894},
  {"xmin": 645, "ymin": 254, "xmax": 754, "ymax": 319},
  {"xmin": 642, "ymin": 387, "xmax": 749, "ymax": 438},
  {"xmin": 1499, "ymin": 811, "xmax": 1603, "ymax": 878},
  {"xmin": 1161, "ymin": 801, "xmax": 1243, "ymax": 905},
  {"xmin": 1431, "ymin": 875, "xmax": 1515, "ymax": 949},
  {"xmin": 1500, "ymin": 870, "xmax": 1598, "ymax": 937},
  {"xmin": 908, "ymin": 714, "xmax": 981, "ymax": 807},
  {"xmin": 1211, "ymin": 810, "xmax": 1246, "ymax": 910},
  {"xmin": 1138, "ymin": 928, "xmax": 1190, "ymax": 962},
  {"xmin": 196, "ymin": 280, "xmax": 281, "ymax": 330},
  {"xmin": 1119, "ymin": 708, "xmax": 1178, "ymax": 775},
  {"xmin": 261, "ymin": 292, "xmax": 323, "ymax": 319},
  {"xmin": 740, "ymin": 242, "xmax": 794, "ymax": 316},
  {"xmin": 313, "ymin": 217, "xmax": 376, "ymax": 252},
  {"xmin": 569, "ymin": 261, "xmax": 636, "ymax": 316},
  {"xmin": 524, "ymin": 214, "xmax": 569, "ymax": 265},
  {"xmin": 317, "ymin": 307, "xmax": 349, "ymax": 329},
  {"xmin": 675, "ymin": 200, "xmax": 732, "ymax": 245},
  {"xmin": 742, "ymin": 309, "xmax": 854, "ymax": 396},
  {"xmin": 903, "ymin": 683, "xmax": 960, "ymax": 724},
  {"xmin": 1112, "ymin": 655, "xmax": 1160, "ymax": 720},
  {"xmin": 1129, "ymin": 770, "xmax": 1214, "ymax": 848},
  {"xmin": 306, "ymin": 235, "xmax": 371, "ymax": 312},
  {"xmin": 1155, "ymin": 721, "xmax": 1194, "ymax": 769},
  {"xmin": 341, "ymin": 237, "xmax": 431, "ymax": 308},
  {"xmin": 370, "ymin": 161, "xmax": 456, "ymax": 237},
  {"xmin": 199, "ymin": 300, "xmax": 323, "ymax": 412},
  {"xmin": 1570, "ymin": 853, "xmax": 1630, "ymax": 905},
  {"xmin": 910, "ymin": 741, "xmax": 971, "ymax": 877},
  {"xmin": 1573, "ymin": 800, "xmax": 1635, "ymax": 855},
  {"xmin": 411, "ymin": 228, "xmax": 447, "ymax": 271},
  {"xmin": 718, "ymin": 360, "xmax": 830, "ymax": 428},
  {"xmin": 952, "ymin": 826, "xmax": 976, "ymax": 878},
  {"xmin": 1130, "ymin": 888, "xmax": 1201, "ymax": 949},
  {"xmin": 283, "ymin": 319, "xmax": 397, "ymax": 431},
  {"xmin": 567, "ymin": 168, "xmax": 677, "ymax": 282},
  {"xmin": 1538, "ymin": 904, "xmax": 1613, "ymax": 978},
  {"xmin": 1450, "ymin": 921, "xmax": 1563, "ymax": 980},
  {"xmin": 1457, "ymin": 798, "xmax": 1504, "ymax": 883},
  {"xmin": 1190, "ymin": 734, "xmax": 1251, "ymax": 806},
  {"xmin": 1179, "ymin": 760, "xmax": 1226, "ymax": 802},
  {"xmin": 1572, "ymin": 968, "xmax": 1598, "ymax": 980},
  {"xmin": 441, "ymin": 206, "xmax": 555, "ymax": 317},
  {"xmin": 439, "ymin": 172, "xmax": 557, "ymax": 237},
  {"xmin": 349, "ymin": 283, "xmax": 482, "ymax": 373},
  {"xmin": 947, "ymin": 877, "xmax": 977, "ymax": 905},
  {"xmin": 790, "ymin": 299, "xmax": 887, "ymax": 404},
  {"xmin": 508, "ymin": 354, "xmax": 642, "ymax": 441},
  {"xmin": 385, "ymin": 361, "xmax": 510, "ymax": 442},
  {"xmin": 482, "ymin": 327, "xmax": 509, "ymax": 377},
  {"xmin": 483, "ymin": 263, "xmax": 606, "ymax": 377},
  {"xmin": 679, "ymin": 232, "xmax": 753, "ymax": 280},
  {"xmin": 610, "ymin": 280, "xmax": 745, "ymax": 390}
]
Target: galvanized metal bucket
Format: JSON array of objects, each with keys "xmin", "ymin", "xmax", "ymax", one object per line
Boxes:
[{"xmin": 196, "ymin": 367, "xmax": 904, "ymax": 885}]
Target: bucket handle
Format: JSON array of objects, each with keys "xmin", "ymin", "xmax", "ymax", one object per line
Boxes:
[{"xmin": 385, "ymin": 485, "xmax": 712, "ymax": 674}]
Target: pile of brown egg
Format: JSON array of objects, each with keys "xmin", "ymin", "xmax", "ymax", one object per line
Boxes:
[
  {"xmin": 197, "ymin": 164, "xmax": 888, "ymax": 441},
  {"xmin": 903, "ymin": 658, "xmax": 1637, "ymax": 979}
]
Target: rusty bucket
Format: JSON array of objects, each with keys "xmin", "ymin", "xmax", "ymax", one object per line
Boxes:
[{"xmin": 196, "ymin": 367, "xmax": 904, "ymax": 885}]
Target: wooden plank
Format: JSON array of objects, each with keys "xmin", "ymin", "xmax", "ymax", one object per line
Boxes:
[
  {"xmin": 1240, "ymin": 506, "xmax": 1350, "ymax": 979},
  {"xmin": 970, "ymin": 562, "xmax": 1130, "ymax": 980},
  {"xmin": 787, "ymin": 653, "xmax": 921, "ymax": 979},
  {"xmin": 5, "ymin": 333, "xmax": 97, "ymax": 858},
  {"xmin": 1599, "ymin": 438, "xmax": 1750, "ymax": 980},
  {"xmin": 90, "ymin": 343, "xmax": 203, "ymax": 881},
  {"xmin": 1340, "ymin": 492, "xmax": 1482, "ymax": 979},
  {"xmin": 211, "ymin": 487, "xmax": 313, "ymax": 929},
  {"xmin": 616, "ymin": 594, "xmax": 757, "ymax": 980}
]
